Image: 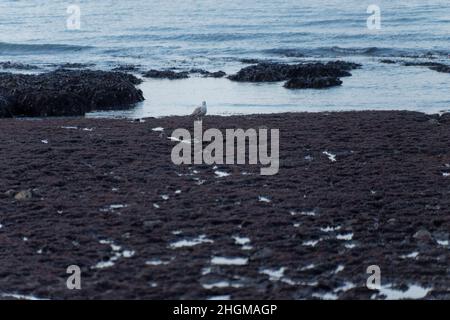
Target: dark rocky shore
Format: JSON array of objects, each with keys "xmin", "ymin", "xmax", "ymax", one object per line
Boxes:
[{"xmin": 1, "ymin": 111, "xmax": 450, "ymax": 299}]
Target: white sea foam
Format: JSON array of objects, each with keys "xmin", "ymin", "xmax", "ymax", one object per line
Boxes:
[
  {"xmin": 233, "ymin": 236, "xmax": 251, "ymax": 246},
  {"xmin": 211, "ymin": 256, "xmax": 248, "ymax": 266},
  {"xmin": 303, "ymin": 240, "xmax": 320, "ymax": 247},
  {"xmin": 400, "ymin": 252, "xmax": 419, "ymax": 259},
  {"xmin": 321, "ymin": 226, "xmax": 341, "ymax": 232},
  {"xmin": 208, "ymin": 295, "xmax": 231, "ymax": 300},
  {"xmin": 336, "ymin": 233, "xmax": 353, "ymax": 241},
  {"xmin": 202, "ymin": 281, "xmax": 243, "ymax": 290},
  {"xmin": 260, "ymin": 267, "xmax": 285, "ymax": 281},
  {"xmin": 300, "ymin": 264, "xmax": 315, "ymax": 271},
  {"xmin": 312, "ymin": 282, "xmax": 356, "ymax": 300},
  {"xmin": 215, "ymin": 170, "xmax": 230, "ymax": 178},
  {"xmin": 334, "ymin": 265, "xmax": 345, "ymax": 274},
  {"xmin": 170, "ymin": 235, "xmax": 213, "ymax": 249},
  {"xmin": 291, "ymin": 210, "xmax": 316, "ymax": 217},
  {"xmin": 92, "ymin": 239, "xmax": 135, "ymax": 269},
  {"xmin": 0, "ymin": 293, "xmax": 48, "ymax": 300},
  {"xmin": 373, "ymin": 284, "xmax": 431, "ymax": 300},
  {"xmin": 323, "ymin": 151, "xmax": 337, "ymax": 162}
]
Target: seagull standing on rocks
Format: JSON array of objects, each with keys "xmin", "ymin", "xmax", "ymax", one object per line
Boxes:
[{"xmin": 191, "ymin": 101, "xmax": 207, "ymax": 119}]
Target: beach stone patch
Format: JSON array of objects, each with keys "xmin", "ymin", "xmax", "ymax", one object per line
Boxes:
[
  {"xmin": 1, "ymin": 111, "xmax": 450, "ymax": 299},
  {"xmin": 14, "ymin": 190, "xmax": 33, "ymax": 201}
]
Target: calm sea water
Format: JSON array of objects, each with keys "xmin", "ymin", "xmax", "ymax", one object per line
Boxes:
[{"xmin": 0, "ymin": 0, "xmax": 449, "ymax": 117}]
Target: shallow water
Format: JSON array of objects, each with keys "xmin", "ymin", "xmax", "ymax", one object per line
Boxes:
[{"xmin": 0, "ymin": 0, "xmax": 449, "ymax": 116}]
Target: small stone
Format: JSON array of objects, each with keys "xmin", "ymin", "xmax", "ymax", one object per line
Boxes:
[
  {"xmin": 387, "ymin": 218, "xmax": 396, "ymax": 224},
  {"xmin": 413, "ymin": 229, "xmax": 433, "ymax": 242},
  {"xmin": 14, "ymin": 190, "xmax": 33, "ymax": 201}
]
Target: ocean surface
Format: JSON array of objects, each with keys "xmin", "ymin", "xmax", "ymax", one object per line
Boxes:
[{"xmin": 0, "ymin": 0, "xmax": 449, "ymax": 117}]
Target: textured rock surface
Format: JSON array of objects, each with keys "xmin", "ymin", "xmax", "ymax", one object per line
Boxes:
[
  {"xmin": 0, "ymin": 111, "xmax": 449, "ymax": 299},
  {"xmin": 229, "ymin": 61, "xmax": 360, "ymax": 88},
  {"xmin": 142, "ymin": 69, "xmax": 189, "ymax": 80},
  {"xmin": 189, "ymin": 69, "xmax": 226, "ymax": 78},
  {"xmin": 0, "ymin": 70, "xmax": 144, "ymax": 117},
  {"xmin": 403, "ymin": 61, "xmax": 450, "ymax": 73},
  {"xmin": 284, "ymin": 76, "xmax": 343, "ymax": 89},
  {"xmin": 0, "ymin": 61, "xmax": 39, "ymax": 70}
]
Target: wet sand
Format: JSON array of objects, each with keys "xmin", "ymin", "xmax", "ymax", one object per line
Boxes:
[{"xmin": 1, "ymin": 111, "xmax": 450, "ymax": 300}]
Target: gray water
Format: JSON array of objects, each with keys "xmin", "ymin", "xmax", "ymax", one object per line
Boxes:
[{"xmin": 0, "ymin": 0, "xmax": 449, "ymax": 117}]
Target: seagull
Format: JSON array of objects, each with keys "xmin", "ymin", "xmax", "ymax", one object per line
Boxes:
[{"xmin": 191, "ymin": 101, "xmax": 207, "ymax": 119}]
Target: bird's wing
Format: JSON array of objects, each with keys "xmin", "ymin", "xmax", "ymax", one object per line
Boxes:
[{"xmin": 191, "ymin": 107, "xmax": 201, "ymax": 116}]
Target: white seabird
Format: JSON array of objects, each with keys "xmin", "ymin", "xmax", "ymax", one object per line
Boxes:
[{"xmin": 191, "ymin": 101, "xmax": 207, "ymax": 118}]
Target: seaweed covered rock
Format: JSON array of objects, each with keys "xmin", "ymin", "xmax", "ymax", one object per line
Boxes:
[
  {"xmin": 142, "ymin": 69, "xmax": 189, "ymax": 79},
  {"xmin": 189, "ymin": 69, "xmax": 226, "ymax": 78},
  {"xmin": 284, "ymin": 76, "xmax": 343, "ymax": 89},
  {"xmin": 112, "ymin": 64, "xmax": 141, "ymax": 72},
  {"xmin": 0, "ymin": 61, "xmax": 39, "ymax": 70},
  {"xmin": 430, "ymin": 64, "xmax": 450, "ymax": 73},
  {"xmin": 0, "ymin": 69, "xmax": 144, "ymax": 117},
  {"xmin": 228, "ymin": 61, "xmax": 361, "ymax": 88},
  {"xmin": 229, "ymin": 63, "xmax": 289, "ymax": 82},
  {"xmin": 403, "ymin": 61, "xmax": 450, "ymax": 73},
  {"xmin": 56, "ymin": 63, "xmax": 95, "ymax": 69}
]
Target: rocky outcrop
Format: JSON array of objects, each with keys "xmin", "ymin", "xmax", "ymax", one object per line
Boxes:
[
  {"xmin": 0, "ymin": 61, "xmax": 39, "ymax": 70},
  {"xmin": 56, "ymin": 63, "xmax": 95, "ymax": 69},
  {"xmin": 189, "ymin": 69, "xmax": 226, "ymax": 78},
  {"xmin": 112, "ymin": 64, "xmax": 140, "ymax": 72},
  {"xmin": 142, "ymin": 69, "xmax": 189, "ymax": 79},
  {"xmin": 431, "ymin": 64, "xmax": 450, "ymax": 73},
  {"xmin": 228, "ymin": 61, "xmax": 361, "ymax": 88},
  {"xmin": 142, "ymin": 68, "xmax": 226, "ymax": 79},
  {"xmin": 403, "ymin": 61, "xmax": 450, "ymax": 73},
  {"xmin": 380, "ymin": 59, "xmax": 397, "ymax": 64},
  {"xmin": 0, "ymin": 70, "xmax": 144, "ymax": 117}
]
